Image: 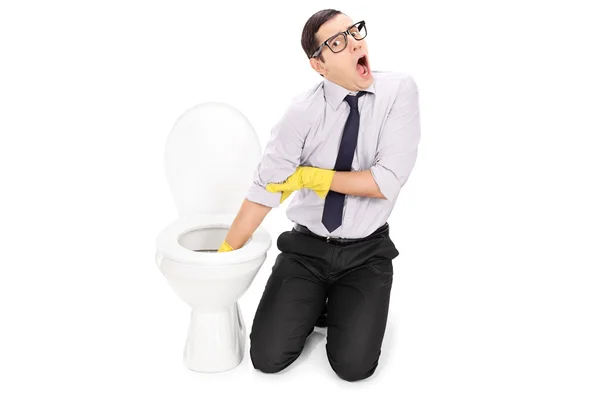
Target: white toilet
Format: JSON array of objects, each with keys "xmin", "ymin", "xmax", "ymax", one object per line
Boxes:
[{"xmin": 155, "ymin": 102, "xmax": 272, "ymax": 373}]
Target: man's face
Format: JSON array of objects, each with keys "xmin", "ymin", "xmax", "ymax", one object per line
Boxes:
[{"xmin": 311, "ymin": 14, "xmax": 373, "ymax": 91}]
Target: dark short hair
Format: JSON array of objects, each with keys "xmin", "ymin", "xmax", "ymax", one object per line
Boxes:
[{"xmin": 301, "ymin": 9, "xmax": 342, "ymax": 63}]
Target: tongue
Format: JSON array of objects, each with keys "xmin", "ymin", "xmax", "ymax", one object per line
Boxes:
[{"xmin": 356, "ymin": 62, "xmax": 367, "ymax": 76}]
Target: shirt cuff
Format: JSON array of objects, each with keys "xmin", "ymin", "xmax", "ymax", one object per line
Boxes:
[
  {"xmin": 370, "ymin": 165, "xmax": 401, "ymax": 201},
  {"xmin": 245, "ymin": 182, "xmax": 282, "ymax": 208}
]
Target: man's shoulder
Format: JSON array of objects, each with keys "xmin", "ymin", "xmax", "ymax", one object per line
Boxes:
[
  {"xmin": 293, "ymin": 80, "xmax": 324, "ymax": 103},
  {"xmin": 283, "ymin": 81, "xmax": 324, "ymax": 116},
  {"xmin": 372, "ymin": 70, "xmax": 418, "ymax": 98}
]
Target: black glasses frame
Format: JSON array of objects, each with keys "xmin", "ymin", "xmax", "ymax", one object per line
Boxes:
[{"xmin": 310, "ymin": 20, "xmax": 367, "ymax": 59}]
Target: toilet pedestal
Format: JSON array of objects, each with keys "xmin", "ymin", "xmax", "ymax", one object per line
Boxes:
[{"xmin": 183, "ymin": 301, "xmax": 246, "ymax": 373}]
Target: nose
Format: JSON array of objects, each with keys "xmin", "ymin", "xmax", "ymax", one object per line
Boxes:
[{"xmin": 348, "ymin": 35, "xmax": 362, "ymax": 52}]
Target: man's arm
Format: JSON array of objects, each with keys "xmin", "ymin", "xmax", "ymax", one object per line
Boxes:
[
  {"xmin": 222, "ymin": 103, "xmax": 305, "ymax": 250},
  {"xmin": 330, "ymin": 75, "xmax": 421, "ymax": 201},
  {"xmin": 223, "ymin": 198, "xmax": 272, "ymax": 249},
  {"xmin": 329, "ymin": 170, "xmax": 386, "ymax": 198}
]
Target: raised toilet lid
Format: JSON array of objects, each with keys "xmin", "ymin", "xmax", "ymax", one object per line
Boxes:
[{"xmin": 164, "ymin": 102, "xmax": 263, "ymax": 218}]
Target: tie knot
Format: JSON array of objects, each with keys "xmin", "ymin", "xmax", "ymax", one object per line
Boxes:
[{"xmin": 344, "ymin": 91, "xmax": 365, "ymax": 110}]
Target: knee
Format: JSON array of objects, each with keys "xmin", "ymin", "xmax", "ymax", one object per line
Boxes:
[
  {"xmin": 249, "ymin": 338, "xmax": 293, "ymax": 374},
  {"xmin": 327, "ymin": 349, "xmax": 380, "ymax": 382},
  {"xmin": 333, "ymin": 362, "xmax": 378, "ymax": 382}
]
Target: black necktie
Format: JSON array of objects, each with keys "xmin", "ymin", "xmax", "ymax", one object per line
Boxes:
[{"xmin": 321, "ymin": 91, "xmax": 366, "ymax": 232}]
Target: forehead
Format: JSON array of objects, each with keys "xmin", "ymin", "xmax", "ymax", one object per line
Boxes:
[{"xmin": 316, "ymin": 14, "xmax": 354, "ymax": 42}]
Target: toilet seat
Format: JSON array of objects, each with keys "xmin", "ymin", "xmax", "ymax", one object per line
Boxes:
[{"xmin": 156, "ymin": 213, "xmax": 271, "ymax": 266}]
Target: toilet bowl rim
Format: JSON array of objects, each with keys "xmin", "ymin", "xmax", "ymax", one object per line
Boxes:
[{"xmin": 155, "ymin": 213, "xmax": 271, "ymax": 266}]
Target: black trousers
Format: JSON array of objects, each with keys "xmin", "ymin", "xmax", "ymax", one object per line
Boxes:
[{"xmin": 249, "ymin": 223, "xmax": 399, "ymax": 381}]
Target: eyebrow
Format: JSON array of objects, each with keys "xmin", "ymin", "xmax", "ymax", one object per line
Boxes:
[
  {"xmin": 339, "ymin": 22, "xmax": 357, "ymax": 33},
  {"xmin": 325, "ymin": 22, "xmax": 357, "ymax": 41}
]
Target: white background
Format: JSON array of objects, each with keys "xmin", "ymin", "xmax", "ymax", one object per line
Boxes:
[{"xmin": 1, "ymin": 0, "xmax": 599, "ymax": 398}]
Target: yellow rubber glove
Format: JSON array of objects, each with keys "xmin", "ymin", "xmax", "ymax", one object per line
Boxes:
[
  {"xmin": 266, "ymin": 166, "xmax": 336, "ymax": 203},
  {"xmin": 217, "ymin": 240, "xmax": 233, "ymax": 252},
  {"xmin": 278, "ymin": 189, "xmax": 295, "ymax": 204}
]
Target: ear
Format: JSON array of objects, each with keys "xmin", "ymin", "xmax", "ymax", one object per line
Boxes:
[{"xmin": 310, "ymin": 57, "xmax": 325, "ymax": 76}]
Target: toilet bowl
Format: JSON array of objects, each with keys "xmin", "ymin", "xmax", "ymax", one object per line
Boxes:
[{"xmin": 155, "ymin": 102, "xmax": 272, "ymax": 373}]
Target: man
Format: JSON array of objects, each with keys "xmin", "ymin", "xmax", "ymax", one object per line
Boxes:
[{"xmin": 217, "ymin": 9, "xmax": 420, "ymax": 381}]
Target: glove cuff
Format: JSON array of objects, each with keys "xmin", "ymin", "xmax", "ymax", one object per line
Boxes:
[{"xmin": 218, "ymin": 240, "xmax": 234, "ymax": 252}]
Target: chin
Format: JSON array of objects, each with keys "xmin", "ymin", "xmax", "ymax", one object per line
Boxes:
[{"xmin": 356, "ymin": 74, "xmax": 374, "ymax": 89}]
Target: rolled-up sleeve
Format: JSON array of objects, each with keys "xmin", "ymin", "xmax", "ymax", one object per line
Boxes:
[
  {"xmin": 245, "ymin": 104, "xmax": 305, "ymax": 208},
  {"xmin": 370, "ymin": 75, "xmax": 421, "ymax": 201}
]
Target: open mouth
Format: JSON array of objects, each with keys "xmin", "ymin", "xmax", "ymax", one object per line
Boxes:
[{"xmin": 356, "ymin": 55, "xmax": 371, "ymax": 78}]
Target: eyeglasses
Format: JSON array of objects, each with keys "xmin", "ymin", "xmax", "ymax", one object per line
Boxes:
[{"xmin": 311, "ymin": 20, "xmax": 367, "ymax": 59}]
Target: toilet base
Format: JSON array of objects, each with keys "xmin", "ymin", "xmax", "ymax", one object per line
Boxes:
[{"xmin": 183, "ymin": 301, "xmax": 246, "ymax": 373}]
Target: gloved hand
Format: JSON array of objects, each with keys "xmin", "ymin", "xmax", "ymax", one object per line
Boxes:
[
  {"xmin": 275, "ymin": 189, "xmax": 295, "ymax": 204},
  {"xmin": 266, "ymin": 166, "xmax": 336, "ymax": 203},
  {"xmin": 217, "ymin": 240, "xmax": 233, "ymax": 252}
]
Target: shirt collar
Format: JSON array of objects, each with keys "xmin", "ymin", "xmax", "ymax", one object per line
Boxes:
[{"xmin": 323, "ymin": 77, "xmax": 376, "ymax": 111}]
